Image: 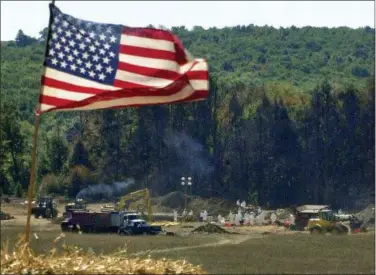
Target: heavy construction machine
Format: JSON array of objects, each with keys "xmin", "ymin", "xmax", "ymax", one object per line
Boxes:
[
  {"xmin": 295, "ymin": 205, "xmax": 349, "ymax": 235},
  {"xmin": 63, "ymin": 199, "xmax": 87, "ymax": 218},
  {"xmin": 31, "ymin": 196, "xmax": 58, "ymax": 219},
  {"xmin": 116, "ymin": 188, "xmax": 152, "ymax": 222}
]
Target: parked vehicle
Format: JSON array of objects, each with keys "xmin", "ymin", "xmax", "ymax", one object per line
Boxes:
[
  {"xmin": 61, "ymin": 211, "xmax": 141, "ymax": 233},
  {"xmin": 295, "ymin": 205, "xmax": 350, "ymax": 235},
  {"xmin": 31, "ymin": 196, "xmax": 58, "ymax": 219},
  {"xmin": 118, "ymin": 219, "xmax": 162, "ymax": 236}
]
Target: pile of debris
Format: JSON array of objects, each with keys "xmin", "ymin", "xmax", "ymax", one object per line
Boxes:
[
  {"xmin": 355, "ymin": 204, "xmax": 375, "ymax": 229},
  {"xmin": 275, "ymin": 208, "xmax": 294, "ymax": 220},
  {"xmin": 151, "ymin": 221, "xmax": 180, "ymax": 227},
  {"xmin": 192, "ymin": 223, "xmax": 231, "ymax": 234},
  {"xmin": 160, "ymin": 191, "xmax": 187, "ymax": 210},
  {"xmin": 0, "ymin": 210, "xmax": 14, "ymax": 220}
]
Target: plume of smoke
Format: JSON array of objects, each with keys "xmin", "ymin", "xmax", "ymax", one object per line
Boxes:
[
  {"xmin": 76, "ymin": 178, "xmax": 135, "ymax": 201},
  {"xmin": 163, "ymin": 130, "xmax": 214, "ymax": 176}
]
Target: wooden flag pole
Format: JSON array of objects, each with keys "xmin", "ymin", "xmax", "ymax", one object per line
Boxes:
[
  {"xmin": 24, "ymin": 0, "xmax": 56, "ymax": 244},
  {"xmin": 24, "ymin": 114, "xmax": 41, "ymax": 243}
]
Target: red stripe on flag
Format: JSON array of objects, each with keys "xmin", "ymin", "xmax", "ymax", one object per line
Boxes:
[
  {"xmin": 117, "ymin": 62, "xmax": 208, "ymax": 81},
  {"xmin": 40, "ymin": 74, "xmax": 194, "ymax": 109},
  {"xmin": 122, "ymin": 27, "xmax": 188, "ymax": 65},
  {"xmin": 39, "ymin": 94, "xmax": 77, "ymax": 106},
  {"xmin": 173, "ymin": 37, "xmax": 188, "ymax": 65},
  {"xmin": 112, "ymin": 75, "xmax": 191, "ymax": 97},
  {"xmin": 40, "ymin": 66, "xmax": 208, "ymax": 112},
  {"xmin": 122, "ymin": 27, "xmax": 175, "ymax": 42},
  {"xmin": 41, "ymin": 76, "xmax": 105, "ymax": 94},
  {"xmin": 119, "ymin": 45, "xmax": 177, "ymax": 61},
  {"xmin": 117, "ymin": 62, "xmax": 181, "ymax": 80},
  {"xmin": 113, "ymin": 79, "xmax": 155, "ymax": 89},
  {"xmin": 186, "ymin": 70, "xmax": 209, "ymax": 80},
  {"xmin": 92, "ymin": 90, "xmax": 209, "ymax": 109},
  {"xmin": 43, "ymin": 90, "xmax": 209, "ymax": 113}
]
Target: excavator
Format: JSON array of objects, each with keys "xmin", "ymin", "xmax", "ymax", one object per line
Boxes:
[
  {"xmin": 116, "ymin": 188, "xmax": 152, "ymax": 222},
  {"xmin": 63, "ymin": 199, "xmax": 87, "ymax": 218}
]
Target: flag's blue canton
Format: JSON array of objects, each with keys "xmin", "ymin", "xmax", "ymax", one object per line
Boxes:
[{"xmin": 45, "ymin": 6, "xmax": 122, "ymax": 85}]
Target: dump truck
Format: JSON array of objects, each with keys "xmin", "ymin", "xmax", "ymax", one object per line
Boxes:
[
  {"xmin": 61, "ymin": 211, "xmax": 141, "ymax": 233},
  {"xmin": 31, "ymin": 196, "xmax": 58, "ymax": 219}
]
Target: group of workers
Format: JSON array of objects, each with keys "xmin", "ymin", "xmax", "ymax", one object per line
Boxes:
[
  {"xmin": 173, "ymin": 209, "xmax": 195, "ymax": 222},
  {"xmin": 172, "ymin": 199, "xmax": 296, "ymax": 226}
]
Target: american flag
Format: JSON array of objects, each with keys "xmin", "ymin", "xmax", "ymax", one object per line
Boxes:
[{"xmin": 38, "ymin": 4, "xmax": 209, "ymax": 113}]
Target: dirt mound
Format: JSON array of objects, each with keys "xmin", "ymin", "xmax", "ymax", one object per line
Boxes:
[
  {"xmin": 0, "ymin": 210, "xmax": 15, "ymax": 220},
  {"xmin": 50, "ymin": 216, "xmax": 65, "ymax": 225},
  {"xmin": 192, "ymin": 223, "xmax": 231, "ymax": 234},
  {"xmin": 156, "ymin": 192, "xmax": 233, "ymax": 215},
  {"xmin": 355, "ymin": 204, "xmax": 375, "ymax": 227},
  {"xmin": 160, "ymin": 191, "xmax": 186, "ymax": 209}
]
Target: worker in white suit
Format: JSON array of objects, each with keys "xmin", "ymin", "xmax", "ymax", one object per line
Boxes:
[
  {"xmin": 203, "ymin": 210, "xmax": 208, "ymax": 222},
  {"xmin": 173, "ymin": 210, "xmax": 178, "ymax": 222},
  {"xmin": 249, "ymin": 213, "xmax": 255, "ymax": 226},
  {"xmin": 270, "ymin": 212, "xmax": 277, "ymax": 225},
  {"xmin": 244, "ymin": 212, "xmax": 250, "ymax": 225},
  {"xmin": 229, "ymin": 211, "xmax": 234, "ymax": 224}
]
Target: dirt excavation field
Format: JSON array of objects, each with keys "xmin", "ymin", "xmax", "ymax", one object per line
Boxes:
[{"xmin": 1, "ymin": 201, "xmax": 375, "ymax": 274}]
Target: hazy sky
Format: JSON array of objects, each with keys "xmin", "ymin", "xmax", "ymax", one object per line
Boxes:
[{"xmin": 1, "ymin": 1, "xmax": 374, "ymax": 41}]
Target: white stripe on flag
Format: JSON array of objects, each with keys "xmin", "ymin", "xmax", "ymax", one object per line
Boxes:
[
  {"xmin": 43, "ymin": 68, "xmax": 119, "ymax": 90},
  {"xmin": 40, "ymin": 103, "xmax": 56, "ymax": 112},
  {"xmin": 121, "ymin": 34, "xmax": 175, "ymax": 52},
  {"xmin": 42, "ymin": 87, "xmax": 95, "ymax": 101},
  {"xmin": 180, "ymin": 60, "xmax": 208, "ymax": 74},
  {"xmin": 118, "ymin": 54, "xmax": 179, "ymax": 72},
  {"xmin": 115, "ymin": 70, "xmax": 174, "ymax": 87},
  {"xmin": 189, "ymin": 80, "xmax": 209, "ymax": 91}
]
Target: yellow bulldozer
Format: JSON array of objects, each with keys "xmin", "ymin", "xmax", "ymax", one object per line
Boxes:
[
  {"xmin": 295, "ymin": 205, "xmax": 349, "ymax": 235},
  {"xmin": 115, "ymin": 188, "xmax": 152, "ymax": 222}
]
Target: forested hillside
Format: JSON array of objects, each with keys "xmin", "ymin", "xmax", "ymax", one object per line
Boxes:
[{"xmin": 1, "ymin": 25, "xmax": 375, "ymax": 209}]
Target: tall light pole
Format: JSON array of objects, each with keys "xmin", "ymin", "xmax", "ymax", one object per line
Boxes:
[{"xmin": 181, "ymin": 176, "xmax": 192, "ymax": 210}]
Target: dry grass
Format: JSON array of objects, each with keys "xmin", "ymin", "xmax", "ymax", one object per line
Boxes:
[
  {"xmin": 152, "ymin": 233, "xmax": 375, "ymax": 274},
  {"xmin": 1, "ymin": 228, "xmax": 222, "ymax": 255},
  {"xmin": 1, "ymin": 218, "xmax": 374, "ymax": 274},
  {"xmin": 1, "ymin": 234, "xmax": 207, "ymax": 275}
]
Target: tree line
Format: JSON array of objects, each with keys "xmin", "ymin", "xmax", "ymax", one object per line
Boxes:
[
  {"xmin": 1, "ymin": 26, "xmax": 375, "ymax": 210},
  {"xmin": 2, "ymin": 76, "xmax": 374, "ymax": 210}
]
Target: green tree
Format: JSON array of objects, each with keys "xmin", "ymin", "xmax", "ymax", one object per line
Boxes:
[
  {"xmin": 15, "ymin": 29, "xmax": 37, "ymax": 47},
  {"xmin": 70, "ymin": 140, "xmax": 91, "ymax": 169}
]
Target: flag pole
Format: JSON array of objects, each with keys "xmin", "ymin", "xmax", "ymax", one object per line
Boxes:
[
  {"xmin": 25, "ymin": 0, "xmax": 56, "ymax": 244},
  {"xmin": 24, "ymin": 115, "xmax": 41, "ymax": 243}
]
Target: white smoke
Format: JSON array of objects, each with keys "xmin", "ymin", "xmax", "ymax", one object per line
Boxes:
[{"xmin": 163, "ymin": 130, "xmax": 214, "ymax": 176}]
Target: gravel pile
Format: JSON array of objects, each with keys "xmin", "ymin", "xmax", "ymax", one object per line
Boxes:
[
  {"xmin": 192, "ymin": 223, "xmax": 231, "ymax": 234},
  {"xmin": 355, "ymin": 204, "xmax": 375, "ymax": 228},
  {"xmin": 275, "ymin": 208, "xmax": 294, "ymax": 220}
]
